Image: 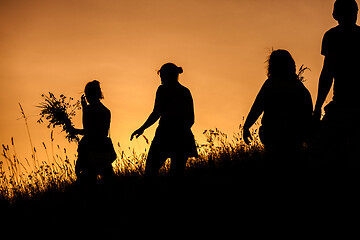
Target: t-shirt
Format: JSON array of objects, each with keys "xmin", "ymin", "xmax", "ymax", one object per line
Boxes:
[{"xmin": 321, "ymin": 25, "xmax": 360, "ymax": 107}]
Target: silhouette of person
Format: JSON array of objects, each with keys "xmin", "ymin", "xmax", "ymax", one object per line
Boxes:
[
  {"xmin": 313, "ymin": 0, "xmax": 360, "ymax": 175},
  {"xmin": 131, "ymin": 63, "xmax": 198, "ymax": 178},
  {"xmin": 70, "ymin": 80, "xmax": 116, "ymax": 185},
  {"xmin": 243, "ymin": 50, "xmax": 313, "ymax": 172}
]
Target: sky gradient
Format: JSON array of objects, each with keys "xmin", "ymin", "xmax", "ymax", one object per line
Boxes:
[{"xmin": 0, "ymin": 0, "xmax": 338, "ymax": 162}]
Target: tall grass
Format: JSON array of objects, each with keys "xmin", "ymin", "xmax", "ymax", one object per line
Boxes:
[
  {"xmin": 0, "ymin": 123, "xmax": 263, "ymax": 203},
  {"xmin": 0, "ymin": 137, "xmax": 76, "ymax": 201},
  {"xmin": 0, "ymin": 99, "xmax": 266, "ymax": 204}
]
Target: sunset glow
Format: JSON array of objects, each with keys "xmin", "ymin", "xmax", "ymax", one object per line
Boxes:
[{"xmin": 0, "ymin": 0, "xmax": 338, "ymax": 163}]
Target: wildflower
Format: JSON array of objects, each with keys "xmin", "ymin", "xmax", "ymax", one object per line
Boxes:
[{"xmin": 37, "ymin": 92, "xmax": 81, "ymax": 142}]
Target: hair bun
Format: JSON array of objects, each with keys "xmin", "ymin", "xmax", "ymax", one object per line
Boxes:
[
  {"xmin": 178, "ymin": 67, "xmax": 183, "ymax": 74},
  {"xmin": 157, "ymin": 63, "xmax": 183, "ymax": 76}
]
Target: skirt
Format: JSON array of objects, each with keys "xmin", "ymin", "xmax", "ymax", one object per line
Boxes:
[
  {"xmin": 76, "ymin": 136, "xmax": 117, "ymax": 175},
  {"xmin": 148, "ymin": 125, "xmax": 198, "ymax": 158}
]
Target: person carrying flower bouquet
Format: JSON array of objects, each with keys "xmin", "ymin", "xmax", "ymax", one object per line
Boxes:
[{"xmin": 70, "ymin": 80, "xmax": 117, "ymax": 186}]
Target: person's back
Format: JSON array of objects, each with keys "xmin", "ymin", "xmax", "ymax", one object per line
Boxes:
[{"xmin": 261, "ymin": 78, "xmax": 312, "ymax": 146}]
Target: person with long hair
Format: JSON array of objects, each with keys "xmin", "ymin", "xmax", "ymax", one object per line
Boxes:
[
  {"xmin": 131, "ymin": 63, "xmax": 198, "ymax": 178},
  {"xmin": 243, "ymin": 49, "xmax": 313, "ymax": 171},
  {"xmin": 71, "ymin": 80, "xmax": 116, "ymax": 185}
]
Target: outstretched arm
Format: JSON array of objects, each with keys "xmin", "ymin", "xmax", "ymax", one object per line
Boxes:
[
  {"xmin": 243, "ymin": 83, "xmax": 266, "ymax": 144},
  {"xmin": 131, "ymin": 88, "xmax": 162, "ymax": 140},
  {"xmin": 130, "ymin": 111, "xmax": 160, "ymax": 140},
  {"xmin": 314, "ymin": 56, "xmax": 334, "ymax": 120}
]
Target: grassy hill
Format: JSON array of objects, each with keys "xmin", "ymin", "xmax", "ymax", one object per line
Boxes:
[{"xmin": 1, "ymin": 128, "xmax": 358, "ymax": 238}]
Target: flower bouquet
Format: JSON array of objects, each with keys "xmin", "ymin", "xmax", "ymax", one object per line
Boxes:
[{"xmin": 37, "ymin": 92, "xmax": 81, "ymax": 142}]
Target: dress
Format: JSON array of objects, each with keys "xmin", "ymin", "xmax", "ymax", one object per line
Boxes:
[
  {"xmin": 148, "ymin": 83, "xmax": 198, "ymax": 158},
  {"xmin": 76, "ymin": 102, "xmax": 116, "ymax": 176}
]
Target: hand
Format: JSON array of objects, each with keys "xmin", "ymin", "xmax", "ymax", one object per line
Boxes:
[
  {"xmin": 130, "ymin": 128, "xmax": 144, "ymax": 141},
  {"xmin": 67, "ymin": 125, "xmax": 81, "ymax": 135},
  {"xmin": 81, "ymin": 94, "xmax": 87, "ymax": 108},
  {"xmin": 243, "ymin": 127, "xmax": 252, "ymax": 145},
  {"xmin": 67, "ymin": 125, "xmax": 76, "ymax": 135}
]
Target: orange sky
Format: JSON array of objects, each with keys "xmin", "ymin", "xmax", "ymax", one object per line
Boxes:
[{"xmin": 0, "ymin": 0, "xmax": 338, "ymax": 164}]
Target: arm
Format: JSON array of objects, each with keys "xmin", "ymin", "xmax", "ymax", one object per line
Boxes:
[
  {"xmin": 243, "ymin": 82, "xmax": 267, "ymax": 144},
  {"xmin": 130, "ymin": 88, "xmax": 162, "ymax": 140},
  {"xmin": 67, "ymin": 95, "xmax": 87, "ymax": 136},
  {"xmin": 313, "ymin": 56, "xmax": 334, "ymax": 120},
  {"xmin": 138, "ymin": 111, "xmax": 161, "ymax": 132},
  {"xmin": 76, "ymin": 94, "xmax": 88, "ymax": 135},
  {"xmin": 130, "ymin": 110, "xmax": 160, "ymax": 141},
  {"xmin": 66, "ymin": 125, "xmax": 85, "ymax": 136},
  {"xmin": 73, "ymin": 128, "xmax": 85, "ymax": 135}
]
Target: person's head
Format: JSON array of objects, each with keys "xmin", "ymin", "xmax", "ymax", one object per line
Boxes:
[
  {"xmin": 333, "ymin": 0, "xmax": 358, "ymax": 25},
  {"xmin": 157, "ymin": 62, "xmax": 183, "ymax": 84},
  {"xmin": 267, "ymin": 49, "xmax": 297, "ymax": 80},
  {"xmin": 84, "ymin": 80, "xmax": 104, "ymax": 104}
]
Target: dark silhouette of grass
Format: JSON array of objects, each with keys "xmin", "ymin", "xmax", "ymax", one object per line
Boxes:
[
  {"xmin": 0, "ymin": 128, "xmax": 261, "ymax": 233},
  {"xmin": 1, "ymin": 127, "xmax": 358, "ymax": 237},
  {"xmin": 0, "ymin": 128, "xmax": 262, "ymax": 201}
]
